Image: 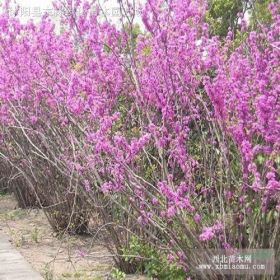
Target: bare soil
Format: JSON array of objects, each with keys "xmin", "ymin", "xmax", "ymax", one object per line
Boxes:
[{"xmin": 0, "ymin": 194, "xmax": 147, "ymax": 280}]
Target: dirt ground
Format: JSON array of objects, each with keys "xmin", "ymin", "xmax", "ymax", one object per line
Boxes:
[{"xmin": 0, "ymin": 194, "xmax": 147, "ymax": 280}]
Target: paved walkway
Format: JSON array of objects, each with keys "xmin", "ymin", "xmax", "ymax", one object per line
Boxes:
[{"xmin": 0, "ymin": 232, "xmax": 43, "ymax": 280}]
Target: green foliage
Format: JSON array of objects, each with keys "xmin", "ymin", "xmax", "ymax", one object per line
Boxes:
[
  {"xmin": 111, "ymin": 267, "xmax": 126, "ymax": 280},
  {"xmin": 206, "ymin": 0, "xmax": 243, "ymax": 37},
  {"xmin": 0, "ymin": 188, "xmax": 6, "ymax": 195},
  {"xmin": 42, "ymin": 264, "xmax": 54, "ymax": 280},
  {"xmin": 206, "ymin": 0, "xmax": 275, "ymax": 38},
  {"xmin": 58, "ymin": 271, "xmax": 103, "ymax": 280},
  {"xmin": 31, "ymin": 226, "xmax": 40, "ymax": 243},
  {"xmin": 227, "ymin": 29, "xmax": 248, "ymax": 51},
  {"xmin": 123, "ymin": 23, "xmax": 142, "ymax": 53},
  {"xmin": 131, "ymin": 24, "xmax": 141, "ymax": 43},
  {"xmin": 122, "ymin": 236, "xmax": 185, "ymax": 280},
  {"xmin": 103, "ymin": 43, "xmax": 111, "ymax": 53},
  {"xmin": 142, "ymin": 45, "xmax": 151, "ymax": 56},
  {"xmin": 249, "ymin": 0, "xmax": 273, "ymax": 28}
]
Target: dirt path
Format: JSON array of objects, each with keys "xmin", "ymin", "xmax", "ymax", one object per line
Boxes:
[{"xmin": 0, "ymin": 195, "xmax": 146, "ymax": 280}]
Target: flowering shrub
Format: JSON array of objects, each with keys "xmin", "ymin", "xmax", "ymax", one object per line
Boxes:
[{"xmin": 0, "ymin": 0, "xmax": 279, "ymax": 278}]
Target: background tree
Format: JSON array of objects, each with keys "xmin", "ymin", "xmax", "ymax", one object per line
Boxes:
[
  {"xmin": 206, "ymin": 0, "xmax": 245, "ymax": 37},
  {"xmin": 206, "ymin": 0, "xmax": 275, "ymax": 37}
]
